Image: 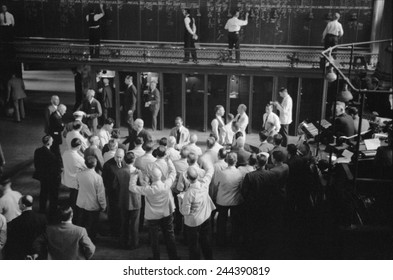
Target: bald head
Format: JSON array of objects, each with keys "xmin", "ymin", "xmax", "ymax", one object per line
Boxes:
[
  {"xmin": 134, "ymin": 118, "xmax": 144, "ymax": 130},
  {"xmin": 114, "ymin": 148, "xmax": 125, "ymax": 164},
  {"xmin": 190, "ymin": 134, "xmax": 198, "ymax": 144},
  {"xmin": 187, "ymin": 166, "xmax": 199, "ymax": 182},
  {"xmin": 151, "ymin": 167, "xmax": 162, "ymax": 181}
]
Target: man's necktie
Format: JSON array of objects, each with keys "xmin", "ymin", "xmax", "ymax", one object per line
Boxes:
[
  {"xmin": 265, "ymin": 114, "xmax": 270, "ymax": 128},
  {"xmin": 176, "ymin": 129, "xmax": 181, "ymax": 144},
  {"xmin": 3, "ymin": 12, "xmax": 6, "ymax": 24}
]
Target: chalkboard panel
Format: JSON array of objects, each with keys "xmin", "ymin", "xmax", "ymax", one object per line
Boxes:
[{"xmin": 6, "ymin": 0, "xmax": 374, "ymax": 46}]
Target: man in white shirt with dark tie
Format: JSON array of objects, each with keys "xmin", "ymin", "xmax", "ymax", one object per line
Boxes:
[
  {"xmin": 224, "ymin": 8, "xmax": 249, "ymax": 63},
  {"xmin": 322, "ymin": 12, "xmax": 344, "ymax": 50},
  {"xmin": 273, "ymin": 87, "xmax": 293, "ymax": 147},
  {"xmin": 262, "ymin": 103, "xmax": 281, "ymax": 135},
  {"xmin": 0, "ymin": 5, "xmax": 14, "ymax": 42},
  {"xmin": 169, "ymin": 116, "xmax": 190, "ymax": 150}
]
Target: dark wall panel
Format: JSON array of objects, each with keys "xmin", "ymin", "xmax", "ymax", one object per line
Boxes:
[{"xmin": 6, "ymin": 0, "xmax": 373, "ymax": 45}]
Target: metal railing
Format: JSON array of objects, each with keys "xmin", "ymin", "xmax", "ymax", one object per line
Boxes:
[{"xmin": 1, "ymin": 38, "xmax": 379, "ymax": 70}]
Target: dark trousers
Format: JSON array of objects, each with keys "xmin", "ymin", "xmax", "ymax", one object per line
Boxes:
[
  {"xmin": 173, "ymin": 192, "xmax": 183, "ymax": 235},
  {"xmin": 12, "ymin": 99, "xmax": 25, "ymax": 122},
  {"xmin": 324, "ymin": 34, "xmax": 339, "ymax": 59},
  {"xmin": 184, "ymin": 35, "xmax": 197, "ymax": 61},
  {"xmin": 38, "ymin": 177, "xmax": 59, "ymax": 216},
  {"xmin": 50, "ymin": 135, "xmax": 62, "ymax": 161},
  {"xmin": 185, "ymin": 218, "xmax": 213, "ymax": 260},
  {"xmin": 147, "ymin": 214, "xmax": 178, "ymax": 260},
  {"xmin": 150, "ymin": 107, "xmax": 159, "ymax": 131},
  {"xmin": 69, "ymin": 188, "xmax": 79, "ymax": 223},
  {"xmin": 120, "ymin": 208, "xmax": 140, "ymax": 248},
  {"xmin": 88, "ymin": 27, "xmax": 100, "ymax": 58},
  {"xmin": 216, "ymin": 204, "xmax": 243, "ymax": 245},
  {"xmin": 107, "ymin": 190, "xmax": 120, "ymax": 235},
  {"xmin": 279, "ymin": 124, "xmax": 289, "ymax": 147},
  {"xmin": 228, "ymin": 32, "xmax": 240, "ymax": 62},
  {"xmin": 78, "ymin": 208, "xmax": 100, "ymax": 242}
]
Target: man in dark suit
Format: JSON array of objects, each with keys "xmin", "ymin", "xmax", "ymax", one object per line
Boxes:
[
  {"xmin": 124, "ymin": 75, "xmax": 137, "ymax": 128},
  {"xmin": 44, "ymin": 95, "xmax": 59, "ymax": 134},
  {"xmin": 32, "ymin": 205, "xmax": 95, "ymax": 260},
  {"xmin": 113, "ymin": 152, "xmax": 141, "ymax": 249},
  {"xmin": 232, "ymin": 137, "xmax": 251, "ymax": 167},
  {"xmin": 5, "ymin": 195, "xmax": 47, "ymax": 259},
  {"xmin": 102, "ymin": 148, "xmax": 127, "ymax": 235},
  {"xmin": 48, "ymin": 104, "xmax": 67, "ymax": 159},
  {"xmin": 78, "ymin": 89, "xmax": 102, "ymax": 133},
  {"xmin": 241, "ymin": 153, "xmax": 274, "ymax": 257},
  {"xmin": 123, "ymin": 118, "xmax": 152, "ymax": 151},
  {"xmin": 101, "ymin": 78, "xmax": 113, "ymax": 121},
  {"xmin": 145, "ymin": 81, "xmax": 160, "ymax": 131},
  {"xmin": 33, "ymin": 135, "xmax": 62, "ymax": 217}
]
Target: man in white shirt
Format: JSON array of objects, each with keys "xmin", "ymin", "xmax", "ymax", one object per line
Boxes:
[
  {"xmin": 234, "ymin": 104, "xmax": 249, "ymax": 141},
  {"xmin": 130, "ymin": 137, "xmax": 145, "ymax": 159},
  {"xmin": 0, "ymin": 178, "xmax": 21, "ymax": 222},
  {"xmin": 86, "ymin": 4, "xmax": 104, "ymax": 58},
  {"xmin": 76, "ymin": 156, "xmax": 106, "ymax": 241},
  {"xmin": 263, "ymin": 103, "xmax": 281, "ymax": 135},
  {"xmin": 169, "ymin": 116, "xmax": 190, "ymax": 150},
  {"xmin": 274, "ymin": 87, "xmax": 293, "ymax": 147},
  {"xmin": 182, "ymin": 8, "xmax": 198, "ymax": 63},
  {"xmin": 97, "ymin": 118, "xmax": 114, "ymax": 149},
  {"xmin": 61, "ymin": 138, "xmax": 87, "ymax": 214},
  {"xmin": 224, "ymin": 8, "xmax": 249, "ymax": 63},
  {"xmin": 215, "ymin": 152, "xmax": 244, "ymax": 246},
  {"xmin": 198, "ymin": 137, "xmax": 219, "ymax": 171},
  {"xmin": 322, "ymin": 12, "xmax": 344, "ymax": 50},
  {"xmin": 129, "ymin": 158, "xmax": 178, "ymax": 260},
  {"xmin": 0, "ymin": 5, "xmax": 14, "ymax": 42},
  {"xmin": 186, "ymin": 134, "xmax": 202, "ymax": 157},
  {"xmin": 65, "ymin": 121, "xmax": 89, "ymax": 152},
  {"xmin": 179, "ymin": 165, "xmax": 215, "ymax": 259},
  {"xmin": 166, "ymin": 136, "xmax": 181, "ymax": 161}
]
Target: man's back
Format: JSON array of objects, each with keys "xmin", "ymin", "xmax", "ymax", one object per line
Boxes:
[
  {"xmin": 37, "ymin": 222, "xmax": 95, "ymax": 260},
  {"xmin": 6, "ymin": 210, "xmax": 47, "ymax": 259},
  {"xmin": 0, "ymin": 189, "xmax": 22, "ymax": 222}
]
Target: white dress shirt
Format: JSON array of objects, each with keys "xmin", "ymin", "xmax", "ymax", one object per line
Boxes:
[
  {"xmin": 61, "ymin": 150, "xmax": 86, "ymax": 189},
  {"xmin": 103, "ymin": 150, "xmax": 116, "ymax": 163},
  {"xmin": 262, "ymin": 111, "xmax": 281, "ymax": 132},
  {"xmin": 179, "ymin": 167, "xmax": 215, "ymax": 227},
  {"xmin": 186, "ymin": 143, "xmax": 203, "ymax": 157},
  {"xmin": 166, "ymin": 147, "xmax": 181, "ymax": 162},
  {"xmin": 169, "ymin": 126, "xmax": 190, "ymax": 149},
  {"xmin": 129, "ymin": 160, "xmax": 176, "ymax": 220},
  {"xmin": 65, "ymin": 130, "xmax": 88, "ymax": 151},
  {"xmin": 130, "ymin": 145, "xmax": 145, "ymax": 159},
  {"xmin": 235, "ymin": 113, "xmax": 249, "ymax": 139},
  {"xmin": 0, "ymin": 189, "xmax": 22, "ymax": 222},
  {"xmin": 76, "ymin": 169, "xmax": 106, "ymax": 211},
  {"xmin": 224, "ymin": 17, "xmax": 248, "ymax": 32},
  {"xmin": 322, "ymin": 19, "xmax": 344, "ymax": 38},
  {"xmin": 134, "ymin": 153, "xmax": 156, "ymax": 174},
  {"xmin": 216, "ymin": 166, "xmax": 244, "ymax": 206},
  {"xmin": 97, "ymin": 129, "xmax": 110, "ymax": 149},
  {"xmin": 277, "ymin": 95, "xmax": 293, "ymax": 125},
  {"xmin": 0, "ymin": 11, "xmax": 14, "ymax": 26}
]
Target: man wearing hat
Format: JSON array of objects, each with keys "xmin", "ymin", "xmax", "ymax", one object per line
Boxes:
[
  {"xmin": 64, "ymin": 110, "xmax": 92, "ymax": 139},
  {"xmin": 4, "ymin": 195, "xmax": 47, "ymax": 259}
]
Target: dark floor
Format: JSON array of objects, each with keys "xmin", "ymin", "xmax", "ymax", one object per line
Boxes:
[{"xmin": 0, "ymin": 70, "xmax": 392, "ymax": 260}]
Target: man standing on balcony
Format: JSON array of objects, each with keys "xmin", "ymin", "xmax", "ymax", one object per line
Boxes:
[
  {"xmin": 86, "ymin": 4, "xmax": 104, "ymax": 58},
  {"xmin": 322, "ymin": 12, "xmax": 344, "ymax": 50},
  {"xmin": 224, "ymin": 8, "xmax": 249, "ymax": 63},
  {"xmin": 0, "ymin": 5, "xmax": 14, "ymax": 42},
  {"xmin": 182, "ymin": 8, "xmax": 198, "ymax": 64}
]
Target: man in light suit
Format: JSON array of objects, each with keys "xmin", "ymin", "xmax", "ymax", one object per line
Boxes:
[
  {"xmin": 32, "ymin": 205, "xmax": 95, "ymax": 260},
  {"xmin": 234, "ymin": 103, "xmax": 249, "ymax": 141},
  {"xmin": 33, "ymin": 135, "xmax": 62, "ymax": 216},
  {"xmin": 78, "ymin": 89, "xmax": 102, "ymax": 133},
  {"xmin": 145, "ymin": 81, "xmax": 160, "ymax": 131},
  {"xmin": 169, "ymin": 116, "xmax": 190, "ymax": 150}
]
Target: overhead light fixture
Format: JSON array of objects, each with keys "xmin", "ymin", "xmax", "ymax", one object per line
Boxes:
[
  {"xmin": 325, "ymin": 66, "xmax": 337, "ymax": 82},
  {"xmin": 337, "ymin": 83, "xmax": 353, "ymax": 102}
]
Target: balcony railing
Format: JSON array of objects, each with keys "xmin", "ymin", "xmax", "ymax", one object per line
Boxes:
[{"xmin": 2, "ymin": 37, "xmax": 379, "ymax": 70}]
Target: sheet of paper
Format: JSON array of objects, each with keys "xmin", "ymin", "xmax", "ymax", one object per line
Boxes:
[
  {"xmin": 342, "ymin": 149, "xmax": 354, "ymax": 159},
  {"xmin": 364, "ymin": 138, "xmax": 381, "ymax": 151}
]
